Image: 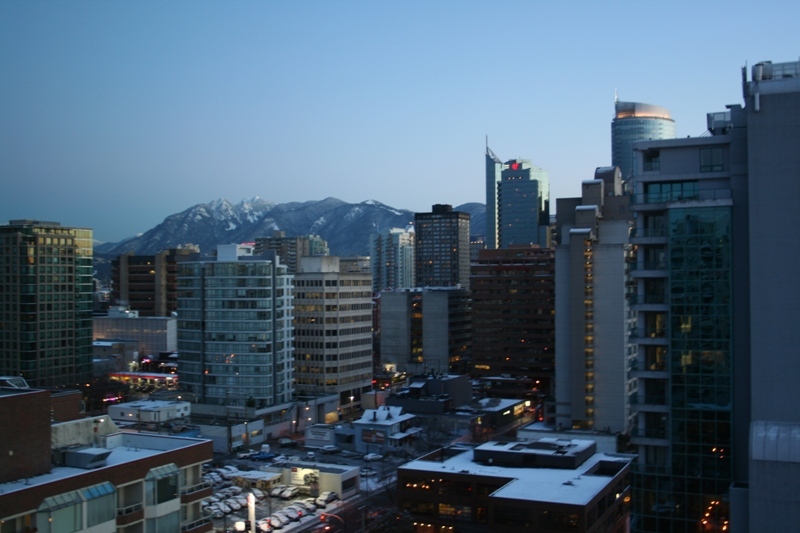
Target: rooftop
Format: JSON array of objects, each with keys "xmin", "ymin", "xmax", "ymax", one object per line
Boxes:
[{"xmin": 400, "ymin": 440, "xmax": 633, "ymax": 506}]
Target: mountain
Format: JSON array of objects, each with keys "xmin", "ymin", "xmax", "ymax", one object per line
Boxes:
[{"xmin": 95, "ymin": 197, "xmax": 486, "ymax": 260}]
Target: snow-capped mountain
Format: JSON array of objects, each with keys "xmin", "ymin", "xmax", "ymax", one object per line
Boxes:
[{"xmin": 94, "ymin": 197, "xmax": 486, "ymax": 259}]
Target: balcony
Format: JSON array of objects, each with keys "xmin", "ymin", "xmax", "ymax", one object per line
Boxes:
[
  {"xmin": 629, "ymin": 227, "xmax": 668, "ymax": 245},
  {"xmin": 181, "ymin": 481, "xmax": 212, "ymax": 503},
  {"xmin": 628, "ymin": 294, "xmax": 668, "ymax": 311},
  {"xmin": 116, "ymin": 503, "xmax": 144, "ymax": 526},
  {"xmin": 627, "ymin": 261, "xmax": 668, "ymax": 278},
  {"xmin": 630, "ymin": 188, "xmax": 733, "ymax": 212},
  {"xmin": 629, "ymin": 427, "xmax": 670, "ymax": 447},
  {"xmin": 181, "ymin": 517, "xmax": 212, "ymax": 532}
]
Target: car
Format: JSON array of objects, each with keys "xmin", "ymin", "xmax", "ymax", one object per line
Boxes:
[
  {"xmin": 271, "ymin": 454, "xmax": 288, "ymax": 465},
  {"xmin": 269, "ymin": 513, "xmax": 289, "ymax": 527},
  {"xmin": 363, "ymin": 453, "xmax": 383, "ymax": 462},
  {"xmin": 280, "ymin": 486, "xmax": 300, "ymax": 500},
  {"xmin": 270, "ymin": 484, "xmax": 288, "ymax": 498},
  {"xmin": 283, "ymin": 505, "xmax": 305, "ymax": 519},
  {"xmin": 291, "ymin": 499, "xmax": 315, "ymax": 513},
  {"xmin": 223, "ymin": 498, "xmax": 241, "ymax": 511},
  {"xmin": 252, "ymin": 452, "xmax": 276, "ymax": 461},
  {"xmin": 208, "ymin": 507, "xmax": 225, "ymax": 519},
  {"xmin": 278, "ymin": 437, "xmax": 297, "ymax": 447},
  {"xmin": 235, "ymin": 496, "xmax": 248, "ymax": 507},
  {"xmin": 237, "ymin": 450, "xmax": 258, "ymax": 459},
  {"xmin": 305, "ymin": 451, "xmax": 316, "ymax": 461},
  {"xmin": 258, "ymin": 518, "xmax": 274, "ymax": 532},
  {"xmin": 320, "ymin": 444, "xmax": 340, "ymax": 453},
  {"xmin": 250, "ymin": 488, "xmax": 266, "ymax": 500},
  {"xmin": 302, "ymin": 497, "xmax": 318, "ymax": 512},
  {"xmin": 216, "ymin": 502, "xmax": 232, "ymax": 514},
  {"xmin": 275, "ymin": 510, "xmax": 298, "ymax": 523},
  {"xmin": 360, "ymin": 466, "xmax": 377, "ymax": 477},
  {"xmin": 315, "ymin": 491, "xmax": 338, "ymax": 507}
]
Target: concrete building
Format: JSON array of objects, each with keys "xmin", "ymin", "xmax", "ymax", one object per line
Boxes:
[
  {"xmin": 177, "ymin": 244, "xmax": 294, "ymax": 408},
  {"xmin": 0, "ymin": 219, "xmax": 93, "ymax": 388},
  {"xmin": 0, "ymin": 384, "xmax": 213, "ymax": 533},
  {"xmin": 379, "ymin": 287, "xmax": 471, "ymax": 375},
  {"xmin": 397, "ymin": 439, "xmax": 633, "ymax": 532},
  {"xmin": 253, "ymin": 231, "xmax": 329, "ymax": 275},
  {"xmin": 108, "ymin": 399, "xmax": 191, "ymax": 424},
  {"xmin": 611, "ymin": 99, "xmax": 676, "ymax": 186},
  {"xmin": 618, "ymin": 58, "xmax": 800, "ymax": 529},
  {"xmin": 93, "ymin": 306, "xmax": 177, "ymax": 357},
  {"xmin": 555, "ymin": 167, "xmax": 634, "ymax": 434},
  {"xmin": 294, "ymin": 256, "xmax": 374, "ymax": 415},
  {"xmin": 370, "ymin": 226, "xmax": 415, "ymax": 292},
  {"xmin": 470, "ymin": 246, "xmax": 555, "ymax": 399},
  {"xmin": 111, "ymin": 247, "xmax": 198, "ymax": 317},
  {"xmin": 414, "ymin": 204, "xmax": 471, "ymax": 289}
]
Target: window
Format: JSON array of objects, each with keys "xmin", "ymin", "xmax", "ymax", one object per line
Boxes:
[
  {"xmin": 700, "ymin": 147, "xmax": 724, "ymax": 172},
  {"xmin": 36, "ymin": 492, "xmax": 83, "ymax": 533},
  {"xmin": 83, "ymin": 482, "xmax": 116, "ymax": 526},
  {"xmin": 145, "ymin": 463, "xmax": 179, "ymax": 505}
]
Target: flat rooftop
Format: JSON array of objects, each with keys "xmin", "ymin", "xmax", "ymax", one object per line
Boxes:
[{"xmin": 400, "ymin": 441, "xmax": 632, "ymax": 506}]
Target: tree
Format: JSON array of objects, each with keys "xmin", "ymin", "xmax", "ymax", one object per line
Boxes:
[{"xmin": 364, "ymin": 506, "xmax": 415, "ymax": 533}]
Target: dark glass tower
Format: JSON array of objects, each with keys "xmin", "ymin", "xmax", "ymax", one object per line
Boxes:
[{"xmin": 0, "ymin": 220, "xmax": 93, "ymax": 387}]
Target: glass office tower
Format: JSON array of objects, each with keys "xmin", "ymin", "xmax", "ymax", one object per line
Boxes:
[
  {"xmin": 0, "ymin": 220, "xmax": 93, "ymax": 387},
  {"xmin": 612, "ymin": 101, "xmax": 676, "ymax": 185}
]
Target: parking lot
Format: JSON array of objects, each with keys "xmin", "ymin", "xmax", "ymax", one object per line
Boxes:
[{"xmin": 204, "ymin": 442, "xmax": 401, "ymax": 532}]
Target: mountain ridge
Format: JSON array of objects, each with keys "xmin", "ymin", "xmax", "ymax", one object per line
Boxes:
[{"xmin": 95, "ymin": 197, "xmax": 486, "ymax": 260}]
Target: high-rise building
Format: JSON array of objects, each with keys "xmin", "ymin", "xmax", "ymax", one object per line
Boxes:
[
  {"xmin": 498, "ymin": 159, "xmax": 551, "ymax": 248},
  {"xmin": 370, "ymin": 227, "xmax": 415, "ymax": 292},
  {"xmin": 612, "ymin": 100, "xmax": 676, "ymax": 185},
  {"xmin": 293, "ymin": 256, "xmax": 374, "ymax": 416},
  {"xmin": 111, "ymin": 246, "xmax": 198, "ymax": 317},
  {"xmin": 486, "ymin": 145, "xmax": 550, "ymax": 249},
  {"xmin": 379, "ymin": 287, "xmax": 471, "ymax": 375},
  {"xmin": 177, "ymin": 244, "xmax": 294, "ymax": 408},
  {"xmin": 470, "ymin": 246, "xmax": 555, "ymax": 398},
  {"xmin": 254, "ymin": 231, "xmax": 329, "ymax": 275},
  {"xmin": 414, "ymin": 204, "xmax": 471, "ymax": 289},
  {"xmin": 485, "ymin": 144, "xmax": 503, "ymax": 250},
  {"xmin": 0, "ymin": 220, "xmax": 93, "ymax": 387},
  {"xmin": 555, "ymin": 167, "xmax": 634, "ymax": 434}
]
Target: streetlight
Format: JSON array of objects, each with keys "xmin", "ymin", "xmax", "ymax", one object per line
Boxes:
[{"xmin": 320, "ymin": 512, "xmax": 347, "ymax": 533}]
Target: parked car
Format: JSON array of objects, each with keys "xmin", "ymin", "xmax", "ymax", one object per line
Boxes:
[
  {"xmin": 280, "ymin": 486, "xmax": 300, "ymax": 500},
  {"xmin": 275, "ymin": 510, "xmax": 298, "ymax": 523},
  {"xmin": 252, "ymin": 452, "xmax": 276, "ymax": 461},
  {"xmin": 283, "ymin": 505, "xmax": 305, "ymax": 520},
  {"xmin": 270, "ymin": 484, "xmax": 288, "ymax": 498},
  {"xmin": 291, "ymin": 499, "xmax": 315, "ymax": 513},
  {"xmin": 320, "ymin": 444, "xmax": 340, "ymax": 453},
  {"xmin": 237, "ymin": 450, "xmax": 258, "ymax": 459},
  {"xmin": 224, "ymin": 498, "xmax": 241, "ymax": 511},
  {"xmin": 302, "ymin": 497, "xmax": 318, "ymax": 512},
  {"xmin": 360, "ymin": 466, "xmax": 377, "ymax": 477},
  {"xmin": 315, "ymin": 491, "xmax": 338, "ymax": 507},
  {"xmin": 278, "ymin": 437, "xmax": 297, "ymax": 447},
  {"xmin": 268, "ymin": 513, "xmax": 288, "ymax": 527},
  {"xmin": 258, "ymin": 517, "xmax": 275, "ymax": 531},
  {"xmin": 305, "ymin": 451, "xmax": 316, "ymax": 461},
  {"xmin": 250, "ymin": 488, "xmax": 265, "ymax": 500},
  {"xmin": 363, "ymin": 453, "xmax": 383, "ymax": 462}
]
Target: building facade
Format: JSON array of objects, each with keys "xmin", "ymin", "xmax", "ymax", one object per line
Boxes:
[
  {"xmin": 93, "ymin": 309, "xmax": 178, "ymax": 357},
  {"xmin": 253, "ymin": 231, "xmax": 329, "ymax": 275},
  {"xmin": 414, "ymin": 205, "xmax": 471, "ymax": 289},
  {"xmin": 379, "ymin": 287, "xmax": 471, "ymax": 375},
  {"xmin": 293, "ymin": 256, "xmax": 374, "ymax": 414},
  {"xmin": 0, "ymin": 384, "xmax": 213, "ymax": 533},
  {"xmin": 628, "ymin": 108, "xmax": 746, "ymax": 532},
  {"xmin": 555, "ymin": 167, "xmax": 634, "ymax": 434},
  {"xmin": 470, "ymin": 246, "xmax": 555, "ymax": 399},
  {"xmin": 0, "ymin": 220, "xmax": 93, "ymax": 387},
  {"xmin": 177, "ymin": 245, "xmax": 295, "ymax": 408},
  {"xmin": 611, "ymin": 100, "xmax": 676, "ymax": 185},
  {"xmin": 370, "ymin": 227, "xmax": 415, "ymax": 292},
  {"xmin": 111, "ymin": 247, "xmax": 198, "ymax": 317}
]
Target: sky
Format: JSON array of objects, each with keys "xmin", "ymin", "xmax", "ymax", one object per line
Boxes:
[{"xmin": 1, "ymin": 1, "xmax": 798, "ymax": 243}]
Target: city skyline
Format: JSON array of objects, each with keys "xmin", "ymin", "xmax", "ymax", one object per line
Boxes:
[{"xmin": 1, "ymin": 1, "xmax": 798, "ymax": 242}]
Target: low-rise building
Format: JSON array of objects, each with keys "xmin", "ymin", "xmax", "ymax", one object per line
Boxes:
[
  {"xmin": 0, "ymin": 384, "xmax": 213, "ymax": 533},
  {"xmin": 398, "ymin": 438, "xmax": 633, "ymax": 532},
  {"xmin": 353, "ymin": 405, "xmax": 422, "ymax": 455}
]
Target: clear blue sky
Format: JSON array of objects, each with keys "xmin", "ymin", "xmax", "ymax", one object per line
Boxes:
[{"xmin": 1, "ymin": 1, "xmax": 797, "ymax": 242}]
